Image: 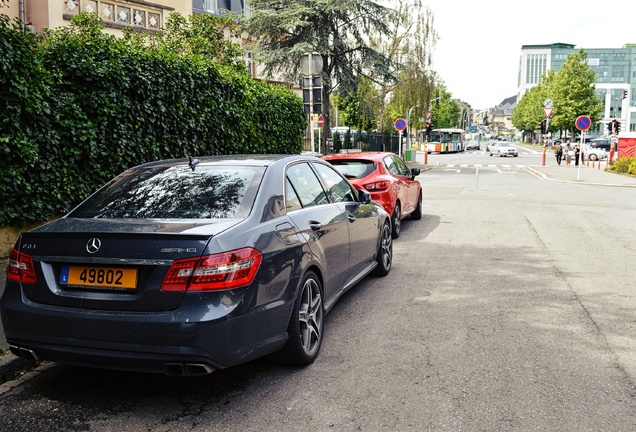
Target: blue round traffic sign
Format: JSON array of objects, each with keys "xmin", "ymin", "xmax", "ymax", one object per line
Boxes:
[
  {"xmin": 394, "ymin": 118, "xmax": 407, "ymax": 131},
  {"xmin": 575, "ymin": 115, "xmax": 591, "ymax": 131}
]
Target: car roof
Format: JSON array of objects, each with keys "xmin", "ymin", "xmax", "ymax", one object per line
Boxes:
[
  {"xmin": 322, "ymin": 151, "xmax": 392, "ymax": 161},
  {"xmin": 129, "ymin": 154, "xmax": 314, "ymax": 171}
]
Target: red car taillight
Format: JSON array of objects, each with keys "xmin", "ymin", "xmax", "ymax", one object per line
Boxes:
[
  {"xmin": 7, "ymin": 248, "xmax": 37, "ymax": 285},
  {"xmin": 363, "ymin": 180, "xmax": 390, "ymax": 192},
  {"xmin": 161, "ymin": 247, "xmax": 262, "ymax": 292}
]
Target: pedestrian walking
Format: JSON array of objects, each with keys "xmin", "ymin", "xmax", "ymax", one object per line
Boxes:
[
  {"xmin": 555, "ymin": 143, "xmax": 563, "ymax": 165},
  {"xmin": 575, "ymin": 145, "xmax": 581, "ymax": 166},
  {"xmin": 565, "ymin": 143, "xmax": 573, "ymax": 167}
]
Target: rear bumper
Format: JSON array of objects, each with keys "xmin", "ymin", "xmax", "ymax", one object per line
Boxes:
[{"xmin": 1, "ymin": 283, "xmax": 293, "ymax": 375}]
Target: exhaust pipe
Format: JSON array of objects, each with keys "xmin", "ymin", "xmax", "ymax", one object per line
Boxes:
[
  {"xmin": 9, "ymin": 345, "xmax": 39, "ymax": 361},
  {"xmin": 164, "ymin": 362, "xmax": 215, "ymax": 376}
]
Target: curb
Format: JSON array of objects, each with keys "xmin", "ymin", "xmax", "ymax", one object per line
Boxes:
[
  {"xmin": 525, "ymin": 166, "xmax": 636, "ymax": 188},
  {"xmin": 0, "ymin": 352, "xmax": 57, "ymax": 395}
]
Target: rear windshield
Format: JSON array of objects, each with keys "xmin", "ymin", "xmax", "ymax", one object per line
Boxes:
[
  {"xmin": 68, "ymin": 165, "xmax": 264, "ymax": 219},
  {"xmin": 327, "ymin": 160, "xmax": 375, "ymax": 179}
]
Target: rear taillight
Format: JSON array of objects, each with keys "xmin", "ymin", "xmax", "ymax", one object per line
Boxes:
[
  {"xmin": 364, "ymin": 180, "xmax": 390, "ymax": 191},
  {"xmin": 7, "ymin": 248, "xmax": 37, "ymax": 285},
  {"xmin": 161, "ymin": 248, "xmax": 262, "ymax": 292}
]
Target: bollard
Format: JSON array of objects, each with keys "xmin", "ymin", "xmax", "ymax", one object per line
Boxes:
[{"xmin": 542, "ymin": 146, "xmax": 547, "ymax": 166}]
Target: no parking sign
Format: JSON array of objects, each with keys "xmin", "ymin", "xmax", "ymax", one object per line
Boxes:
[
  {"xmin": 394, "ymin": 118, "xmax": 406, "ymax": 131},
  {"xmin": 576, "ymin": 115, "xmax": 591, "ymax": 131}
]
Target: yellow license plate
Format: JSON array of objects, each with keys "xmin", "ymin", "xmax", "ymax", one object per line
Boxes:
[{"xmin": 64, "ymin": 266, "xmax": 138, "ymax": 289}]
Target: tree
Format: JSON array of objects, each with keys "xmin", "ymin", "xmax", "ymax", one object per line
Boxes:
[
  {"xmin": 428, "ymin": 82, "xmax": 459, "ymax": 129},
  {"xmin": 125, "ymin": 13, "xmax": 246, "ymax": 72},
  {"xmin": 244, "ymin": 0, "xmax": 400, "ymax": 139},
  {"xmin": 373, "ymin": 0, "xmax": 437, "ymax": 134},
  {"xmin": 335, "ymin": 77, "xmax": 378, "ymax": 132},
  {"xmin": 549, "ymin": 50, "xmax": 602, "ymax": 136},
  {"xmin": 511, "ymin": 71, "xmax": 552, "ymax": 137},
  {"xmin": 512, "ymin": 50, "xmax": 602, "ymax": 141}
]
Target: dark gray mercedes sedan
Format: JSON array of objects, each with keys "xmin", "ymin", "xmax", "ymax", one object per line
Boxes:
[{"xmin": 1, "ymin": 155, "xmax": 392, "ymax": 375}]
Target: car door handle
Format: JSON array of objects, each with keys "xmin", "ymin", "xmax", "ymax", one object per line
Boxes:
[
  {"xmin": 347, "ymin": 214, "xmax": 356, "ymax": 223},
  {"xmin": 308, "ymin": 221, "xmax": 323, "ymax": 231}
]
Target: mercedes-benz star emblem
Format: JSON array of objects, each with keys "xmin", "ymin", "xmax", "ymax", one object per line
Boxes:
[{"xmin": 86, "ymin": 238, "xmax": 102, "ymax": 254}]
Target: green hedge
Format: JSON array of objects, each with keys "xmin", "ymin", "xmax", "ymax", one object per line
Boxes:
[{"xmin": 0, "ymin": 14, "xmax": 305, "ymax": 227}]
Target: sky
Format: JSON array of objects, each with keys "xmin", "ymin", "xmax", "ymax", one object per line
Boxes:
[{"xmin": 427, "ymin": 0, "xmax": 636, "ymax": 110}]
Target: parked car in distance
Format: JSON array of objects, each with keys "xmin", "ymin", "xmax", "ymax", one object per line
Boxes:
[
  {"xmin": 582, "ymin": 143, "xmax": 607, "ymax": 161},
  {"xmin": 466, "ymin": 139, "xmax": 480, "ymax": 150},
  {"xmin": 322, "ymin": 151, "xmax": 422, "ymax": 239},
  {"xmin": 489, "ymin": 141, "xmax": 518, "ymax": 157},
  {"xmin": 589, "ymin": 137, "xmax": 611, "ymax": 152},
  {"xmin": 1, "ymin": 155, "xmax": 393, "ymax": 376}
]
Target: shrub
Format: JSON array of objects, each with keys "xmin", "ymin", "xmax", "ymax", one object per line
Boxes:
[
  {"xmin": 0, "ymin": 13, "xmax": 305, "ymax": 227},
  {"xmin": 609, "ymin": 157, "xmax": 636, "ymax": 175}
]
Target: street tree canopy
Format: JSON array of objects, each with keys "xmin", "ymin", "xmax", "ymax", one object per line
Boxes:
[
  {"xmin": 512, "ymin": 50, "xmax": 602, "ymax": 138},
  {"xmin": 244, "ymin": 0, "xmax": 401, "ymax": 132},
  {"xmin": 549, "ymin": 50, "xmax": 602, "ymax": 134}
]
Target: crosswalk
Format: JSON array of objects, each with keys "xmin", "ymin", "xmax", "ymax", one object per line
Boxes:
[
  {"xmin": 436, "ymin": 163, "xmax": 528, "ymax": 174},
  {"xmin": 443, "ymin": 164, "xmax": 527, "ymax": 168}
]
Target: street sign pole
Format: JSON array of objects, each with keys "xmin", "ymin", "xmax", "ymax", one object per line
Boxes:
[
  {"xmin": 575, "ymin": 115, "xmax": 592, "ymax": 181},
  {"xmin": 394, "ymin": 118, "xmax": 407, "ymax": 158}
]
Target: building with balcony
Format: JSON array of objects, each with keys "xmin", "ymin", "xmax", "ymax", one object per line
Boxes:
[{"xmin": 1, "ymin": 0, "xmax": 191, "ymax": 35}]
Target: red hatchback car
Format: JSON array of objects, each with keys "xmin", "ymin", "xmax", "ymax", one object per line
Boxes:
[{"xmin": 323, "ymin": 152, "xmax": 422, "ymax": 239}]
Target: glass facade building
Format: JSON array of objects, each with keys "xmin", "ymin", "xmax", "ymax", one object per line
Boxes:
[{"xmin": 518, "ymin": 43, "xmax": 636, "ymax": 134}]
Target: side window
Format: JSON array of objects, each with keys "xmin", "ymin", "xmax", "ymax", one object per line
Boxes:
[
  {"xmin": 313, "ymin": 162, "xmax": 357, "ymax": 203},
  {"xmin": 285, "ymin": 178, "xmax": 302, "ymax": 211},
  {"xmin": 285, "ymin": 162, "xmax": 329, "ymax": 208},
  {"xmin": 383, "ymin": 155, "xmax": 398, "ymax": 175},
  {"xmin": 392, "ymin": 155, "xmax": 411, "ymax": 176}
]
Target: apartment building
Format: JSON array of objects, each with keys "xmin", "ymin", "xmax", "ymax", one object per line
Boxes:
[{"xmin": 1, "ymin": 0, "xmax": 191, "ymax": 35}]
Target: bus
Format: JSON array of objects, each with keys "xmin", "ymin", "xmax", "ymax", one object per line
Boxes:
[{"xmin": 421, "ymin": 128, "xmax": 465, "ymax": 154}]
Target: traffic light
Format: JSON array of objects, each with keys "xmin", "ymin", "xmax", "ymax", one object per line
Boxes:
[
  {"xmin": 623, "ymin": 89, "xmax": 628, "ymax": 100},
  {"xmin": 540, "ymin": 120, "xmax": 546, "ymax": 134},
  {"xmin": 607, "ymin": 121, "xmax": 613, "ymax": 133},
  {"xmin": 613, "ymin": 119, "xmax": 619, "ymax": 134},
  {"xmin": 402, "ymin": 128, "xmax": 407, "ymax": 137},
  {"xmin": 425, "ymin": 122, "xmax": 432, "ymax": 137}
]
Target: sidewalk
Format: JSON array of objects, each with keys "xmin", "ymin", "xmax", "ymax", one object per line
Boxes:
[{"xmin": 526, "ymin": 162, "xmax": 636, "ymax": 188}]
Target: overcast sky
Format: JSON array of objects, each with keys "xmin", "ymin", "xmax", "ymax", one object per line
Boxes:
[{"xmin": 427, "ymin": 0, "xmax": 636, "ymax": 109}]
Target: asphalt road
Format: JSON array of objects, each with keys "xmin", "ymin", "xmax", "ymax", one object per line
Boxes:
[{"xmin": 1, "ymin": 152, "xmax": 636, "ymax": 431}]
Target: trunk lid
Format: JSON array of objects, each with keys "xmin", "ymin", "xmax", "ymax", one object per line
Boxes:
[{"xmin": 14, "ymin": 217, "xmax": 242, "ymax": 312}]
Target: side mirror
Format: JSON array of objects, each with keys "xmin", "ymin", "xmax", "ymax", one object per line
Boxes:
[
  {"xmin": 410, "ymin": 168, "xmax": 421, "ymax": 179},
  {"xmin": 358, "ymin": 189, "xmax": 371, "ymax": 204}
]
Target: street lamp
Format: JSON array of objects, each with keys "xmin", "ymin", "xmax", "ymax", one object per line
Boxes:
[{"xmin": 407, "ymin": 104, "xmax": 420, "ymax": 150}]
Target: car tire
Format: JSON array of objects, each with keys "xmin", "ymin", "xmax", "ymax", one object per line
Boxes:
[
  {"xmin": 275, "ymin": 271, "xmax": 324, "ymax": 365},
  {"xmin": 489, "ymin": 152, "xmax": 493, "ymax": 157},
  {"xmin": 373, "ymin": 219, "xmax": 393, "ymax": 276},
  {"xmin": 411, "ymin": 193, "xmax": 422, "ymax": 220},
  {"xmin": 590, "ymin": 154, "xmax": 598, "ymax": 161},
  {"xmin": 391, "ymin": 204, "xmax": 401, "ymax": 239}
]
